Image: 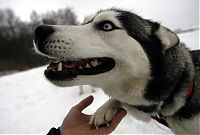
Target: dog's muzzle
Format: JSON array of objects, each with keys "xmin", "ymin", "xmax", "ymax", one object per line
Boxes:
[{"xmin": 33, "ymin": 24, "xmax": 116, "ymax": 81}]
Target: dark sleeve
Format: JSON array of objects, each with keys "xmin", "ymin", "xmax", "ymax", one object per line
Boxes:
[{"xmin": 47, "ymin": 127, "xmax": 61, "ymax": 135}]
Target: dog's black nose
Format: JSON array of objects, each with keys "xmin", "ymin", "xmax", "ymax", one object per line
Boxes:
[{"xmin": 34, "ymin": 25, "xmax": 54, "ymax": 51}]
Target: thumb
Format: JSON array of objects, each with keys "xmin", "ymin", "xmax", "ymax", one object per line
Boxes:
[
  {"xmin": 73, "ymin": 95, "xmax": 94, "ymax": 112},
  {"xmin": 109, "ymin": 109, "xmax": 127, "ymax": 130}
]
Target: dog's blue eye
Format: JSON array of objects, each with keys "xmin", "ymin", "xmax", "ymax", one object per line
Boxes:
[
  {"xmin": 98, "ymin": 21, "xmax": 118, "ymax": 31},
  {"xmin": 103, "ymin": 23, "xmax": 113, "ymax": 31}
]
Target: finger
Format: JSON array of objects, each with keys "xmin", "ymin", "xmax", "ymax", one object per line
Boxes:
[
  {"xmin": 82, "ymin": 114, "xmax": 92, "ymax": 121},
  {"xmin": 73, "ymin": 95, "xmax": 94, "ymax": 111},
  {"xmin": 109, "ymin": 109, "xmax": 127, "ymax": 130}
]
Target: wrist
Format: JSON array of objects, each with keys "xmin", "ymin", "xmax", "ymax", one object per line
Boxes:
[{"xmin": 47, "ymin": 127, "xmax": 61, "ymax": 135}]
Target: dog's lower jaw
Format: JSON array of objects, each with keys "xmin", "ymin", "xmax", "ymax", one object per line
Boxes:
[{"xmin": 44, "ymin": 77, "xmax": 80, "ymax": 87}]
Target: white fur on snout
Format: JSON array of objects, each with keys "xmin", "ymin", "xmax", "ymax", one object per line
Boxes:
[{"xmin": 47, "ymin": 25, "xmax": 113, "ymax": 60}]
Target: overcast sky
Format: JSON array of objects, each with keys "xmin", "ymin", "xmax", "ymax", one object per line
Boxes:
[{"xmin": 0, "ymin": 0, "xmax": 199, "ymax": 30}]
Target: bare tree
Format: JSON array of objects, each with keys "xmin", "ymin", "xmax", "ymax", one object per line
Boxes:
[
  {"xmin": 0, "ymin": 8, "xmax": 21, "ymax": 39},
  {"xmin": 30, "ymin": 11, "xmax": 40, "ymax": 25},
  {"xmin": 174, "ymin": 27, "xmax": 199, "ymax": 34},
  {"xmin": 0, "ymin": 7, "xmax": 78, "ymax": 72}
]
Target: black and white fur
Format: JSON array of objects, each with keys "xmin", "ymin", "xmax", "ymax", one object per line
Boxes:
[{"xmin": 34, "ymin": 9, "xmax": 200, "ymax": 134}]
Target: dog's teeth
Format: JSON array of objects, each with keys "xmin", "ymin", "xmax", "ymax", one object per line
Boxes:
[
  {"xmin": 90, "ymin": 59, "xmax": 98, "ymax": 67},
  {"xmin": 85, "ymin": 63, "xmax": 91, "ymax": 68},
  {"xmin": 51, "ymin": 59, "xmax": 60, "ymax": 63},
  {"xmin": 96, "ymin": 126, "xmax": 99, "ymax": 131},
  {"xmin": 106, "ymin": 123, "xmax": 109, "ymax": 127},
  {"xmin": 79, "ymin": 65, "xmax": 83, "ymax": 69},
  {"xmin": 57, "ymin": 62, "xmax": 62, "ymax": 71}
]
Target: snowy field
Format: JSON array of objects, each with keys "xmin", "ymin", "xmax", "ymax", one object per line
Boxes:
[
  {"xmin": 0, "ymin": 30, "xmax": 198, "ymax": 134},
  {"xmin": 0, "ymin": 66, "xmax": 173, "ymax": 134}
]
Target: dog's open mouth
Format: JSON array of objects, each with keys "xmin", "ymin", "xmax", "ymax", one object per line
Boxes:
[{"xmin": 44, "ymin": 57, "xmax": 115, "ymax": 80}]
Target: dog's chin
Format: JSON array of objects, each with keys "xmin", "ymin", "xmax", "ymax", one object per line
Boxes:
[
  {"xmin": 44, "ymin": 57, "xmax": 115, "ymax": 85},
  {"xmin": 44, "ymin": 78, "xmax": 76, "ymax": 87}
]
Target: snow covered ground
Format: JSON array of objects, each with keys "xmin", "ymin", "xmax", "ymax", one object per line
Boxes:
[
  {"xmin": 178, "ymin": 30, "xmax": 199, "ymax": 50},
  {"xmin": 0, "ymin": 66, "xmax": 173, "ymax": 134}
]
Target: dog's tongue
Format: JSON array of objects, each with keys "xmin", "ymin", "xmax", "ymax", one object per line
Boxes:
[
  {"xmin": 64, "ymin": 60, "xmax": 81, "ymax": 68},
  {"xmin": 47, "ymin": 60, "xmax": 59, "ymax": 70}
]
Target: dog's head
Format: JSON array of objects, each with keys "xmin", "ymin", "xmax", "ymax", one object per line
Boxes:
[{"xmin": 34, "ymin": 9, "xmax": 179, "ymax": 97}]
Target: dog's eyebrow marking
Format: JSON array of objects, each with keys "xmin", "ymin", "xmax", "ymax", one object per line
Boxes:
[{"xmin": 82, "ymin": 17, "xmax": 96, "ymax": 25}]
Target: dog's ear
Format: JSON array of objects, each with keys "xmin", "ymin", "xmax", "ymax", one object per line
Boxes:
[{"xmin": 156, "ymin": 26, "xmax": 179, "ymax": 50}]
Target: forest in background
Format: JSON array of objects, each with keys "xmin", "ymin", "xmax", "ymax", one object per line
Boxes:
[{"xmin": 0, "ymin": 7, "xmax": 78, "ymax": 73}]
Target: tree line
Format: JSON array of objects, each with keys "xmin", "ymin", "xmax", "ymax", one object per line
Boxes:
[{"xmin": 0, "ymin": 7, "xmax": 78, "ymax": 72}]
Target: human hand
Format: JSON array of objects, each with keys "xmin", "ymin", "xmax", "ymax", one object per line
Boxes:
[{"xmin": 60, "ymin": 95, "xmax": 127, "ymax": 135}]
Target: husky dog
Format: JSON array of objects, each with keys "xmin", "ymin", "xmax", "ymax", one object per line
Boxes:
[{"xmin": 34, "ymin": 9, "xmax": 200, "ymax": 134}]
